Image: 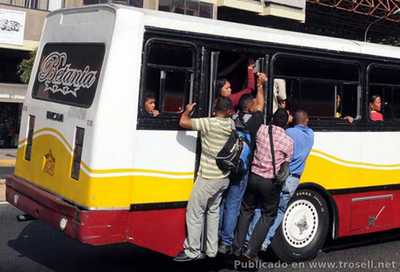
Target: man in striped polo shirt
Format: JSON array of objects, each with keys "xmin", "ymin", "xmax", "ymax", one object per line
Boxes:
[{"xmin": 174, "ymin": 97, "xmax": 233, "ymax": 262}]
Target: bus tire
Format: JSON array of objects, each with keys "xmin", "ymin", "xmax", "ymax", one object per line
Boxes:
[{"xmin": 271, "ymin": 189, "xmax": 330, "ymax": 263}]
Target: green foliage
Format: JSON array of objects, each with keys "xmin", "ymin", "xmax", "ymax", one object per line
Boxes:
[{"xmin": 18, "ymin": 49, "xmax": 37, "ymax": 84}]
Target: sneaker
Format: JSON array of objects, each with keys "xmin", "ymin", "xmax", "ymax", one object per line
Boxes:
[
  {"xmin": 218, "ymin": 244, "xmax": 232, "ymax": 255},
  {"xmin": 173, "ymin": 251, "xmax": 205, "ymax": 262}
]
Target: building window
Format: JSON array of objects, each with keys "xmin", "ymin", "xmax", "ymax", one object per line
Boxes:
[
  {"xmin": 159, "ymin": 0, "xmax": 213, "ymax": 18},
  {"xmin": 0, "ymin": 0, "xmax": 64, "ymax": 11},
  {"xmin": 83, "ymin": 0, "xmax": 143, "ymax": 7}
]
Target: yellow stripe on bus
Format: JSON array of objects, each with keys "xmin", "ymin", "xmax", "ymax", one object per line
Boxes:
[
  {"xmin": 14, "ymin": 134, "xmax": 194, "ymax": 209},
  {"xmin": 14, "ymin": 130, "xmax": 400, "ymax": 209}
]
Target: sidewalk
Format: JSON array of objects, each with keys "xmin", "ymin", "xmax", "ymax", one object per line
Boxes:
[
  {"xmin": 0, "ymin": 149, "xmax": 16, "ymax": 202},
  {"xmin": 0, "ymin": 148, "xmax": 17, "ymax": 167}
]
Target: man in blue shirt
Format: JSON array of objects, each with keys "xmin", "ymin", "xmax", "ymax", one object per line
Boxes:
[{"xmin": 247, "ymin": 110, "xmax": 314, "ymax": 251}]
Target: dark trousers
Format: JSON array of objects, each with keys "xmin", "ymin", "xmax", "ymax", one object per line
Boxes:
[{"xmin": 233, "ymin": 173, "xmax": 280, "ymax": 257}]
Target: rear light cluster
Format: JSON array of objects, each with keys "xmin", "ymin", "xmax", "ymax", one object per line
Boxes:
[
  {"xmin": 25, "ymin": 115, "xmax": 35, "ymax": 161},
  {"xmin": 71, "ymin": 127, "xmax": 85, "ymax": 180}
]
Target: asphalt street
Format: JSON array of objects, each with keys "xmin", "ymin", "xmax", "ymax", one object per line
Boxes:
[
  {"xmin": 1, "ymin": 203, "xmax": 400, "ymax": 272},
  {"xmin": 0, "ymin": 167, "xmax": 13, "ymax": 178}
]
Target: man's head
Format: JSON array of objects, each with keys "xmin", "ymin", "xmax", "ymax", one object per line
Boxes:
[
  {"xmin": 272, "ymin": 108, "xmax": 289, "ymax": 128},
  {"xmin": 216, "ymin": 78, "xmax": 232, "ymax": 97},
  {"xmin": 294, "ymin": 110, "xmax": 309, "ymax": 126},
  {"xmin": 238, "ymin": 94, "xmax": 256, "ymax": 113},
  {"xmin": 214, "ymin": 97, "xmax": 233, "ymax": 117},
  {"xmin": 144, "ymin": 95, "xmax": 156, "ymax": 114}
]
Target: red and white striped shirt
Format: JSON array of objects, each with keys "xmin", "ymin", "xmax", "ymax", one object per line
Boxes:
[{"xmin": 251, "ymin": 125, "xmax": 294, "ymax": 179}]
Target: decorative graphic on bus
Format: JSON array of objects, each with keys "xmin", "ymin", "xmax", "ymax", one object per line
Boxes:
[
  {"xmin": 32, "ymin": 43, "xmax": 105, "ymax": 108},
  {"xmin": 37, "ymin": 52, "xmax": 98, "ymax": 98}
]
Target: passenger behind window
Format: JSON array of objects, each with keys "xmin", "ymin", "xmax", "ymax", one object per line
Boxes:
[
  {"xmin": 335, "ymin": 94, "xmax": 354, "ymax": 123},
  {"xmin": 216, "ymin": 58, "xmax": 255, "ymax": 110},
  {"xmin": 143, "ymin": 94, "xmax": 160, "ymax": 118},
  {"xmin": 277, "ymin": 96, "xmax": 293, "ymax": 125},
  {"xmin": 369, "ymin": 95, "xmax": 384, "ymax": 121}
]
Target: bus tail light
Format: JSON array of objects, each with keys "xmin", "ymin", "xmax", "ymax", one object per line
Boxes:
[
  {"xmin": 25, "ymin": 115, "xmax": 35, "ymax": 161},
  {"xmin": 71, "ymin": 127, "xmax": 85, "ymax": 180}
]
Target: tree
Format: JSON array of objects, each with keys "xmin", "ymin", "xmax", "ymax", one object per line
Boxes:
[{"xmin": 18, "ymin": 49, "xmax": 36, "ymax": 84}]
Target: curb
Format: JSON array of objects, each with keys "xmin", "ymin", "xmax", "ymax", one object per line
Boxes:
[{"xmin": 0, "ymin": 159, "xmax": 15, "ymax": 167}]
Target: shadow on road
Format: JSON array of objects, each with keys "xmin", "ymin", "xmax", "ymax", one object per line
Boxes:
[
  {"xmin": 6, "ymin": 218, "xmax": 400, "ymax": 272},
  {"xmin": 7, "ymin": 221, "xmax": 234, "ymax": 272},
  {"xmin": 323, "ymin": 228, "xmax": 400, "ymax": 253}
]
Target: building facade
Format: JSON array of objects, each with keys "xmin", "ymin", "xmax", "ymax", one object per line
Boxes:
[{"xmin": 0, "ymin": 0, "xmax": 82, "ymax": 148}]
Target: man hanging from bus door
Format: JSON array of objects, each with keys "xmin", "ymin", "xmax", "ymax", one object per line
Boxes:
[
  {"xmin": 218, "ymin": 72, "xmax": 268, "ymax": 255},
  {"xmin": 217, "ymin": 58, "xmax": 255, "ymax": 110},
  {"xmin": 247, "ymin": 110, "xmax": 314, "ymax": 253},
  {"xmin": 174, "ymin": 97, "xmax": 234, "ymax": 262}
]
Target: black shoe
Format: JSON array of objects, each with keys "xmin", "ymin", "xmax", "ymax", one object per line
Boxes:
[
  {"xmin": 218, "ymin": 244, "xmax": 232, "ymax": 255},
  {"xmin": 242, "ymin": 249, "xmax": 260, "ymax": 264},
  {"xmin": 173, "ymin": 251, "xmax": 205, "ymax": 262}
]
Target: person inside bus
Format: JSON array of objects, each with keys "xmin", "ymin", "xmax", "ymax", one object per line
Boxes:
[
  {"xmin": 217, "ymin": 58, "xmax": 255, "ymax": 110},
  {"xmin": 218, "ymin": 72, "xmax": 267, "ymax": 255},
  {"xmin": 369, "ymin": 95, "xmax": 384, "ymax": 121},
  {"xmin": 143, "ymin": 94, "xmax": 160, "ymax": 117},
  {"xmin": 335, "ymin": 94, "xmax": 354, "ymax": 123},
  {"xmin": 175, "ymin": 97, "xmax": 233, "ymax": 262},
  {"xmin": 277, "ymin": 97, "xmax": 293, "ymax": 125},
  {"xmin": 233, "ymin": 109, "xmax": 293, "ymax": 262}
]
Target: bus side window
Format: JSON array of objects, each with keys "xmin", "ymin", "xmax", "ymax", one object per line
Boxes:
[
  {"xmin": 368, "ymin": 65, "xmax": 400, "ymax": 122},
  {"xmin": 272, "ymin": 54, "xmax": 360, "ymax": 123},
  {"xmin": 141, "ymin": 40, "xmax": 195, "ymax": 117}
]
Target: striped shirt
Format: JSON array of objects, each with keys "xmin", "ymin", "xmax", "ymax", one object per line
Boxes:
[
  {"xmin": 192, "ymin": 117, "xmax": 232, "ymax": 180},
  {"xmin": 251, "ymin": 124, "xmax": 294, "ymax": 179}
]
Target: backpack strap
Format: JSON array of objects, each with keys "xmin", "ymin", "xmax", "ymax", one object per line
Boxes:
[{"xmin": 268, "ymin": 124, "xmax": 277, "ymax": 178}]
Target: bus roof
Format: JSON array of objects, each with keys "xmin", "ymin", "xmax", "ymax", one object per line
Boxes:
[{"xmin": 51, "ymin": 4, "xmax": 400, "ymax": 60}]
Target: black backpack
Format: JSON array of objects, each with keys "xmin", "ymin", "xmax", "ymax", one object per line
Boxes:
[
  {"xmin": 215, "ymin": 130, "xmax": 243, "ymax": 174},
  {"xmin": 215, "ymin": 116, "xmax": 252, "ymax": 175}
]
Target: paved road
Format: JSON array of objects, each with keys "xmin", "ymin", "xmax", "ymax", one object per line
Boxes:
[
  {"xmin": 0, "ymin": 167, "xmax": 13, "ymax": 178},
  {"xmin": 1, "ymin": 204, "xmax": 400, "ymax": 272}
]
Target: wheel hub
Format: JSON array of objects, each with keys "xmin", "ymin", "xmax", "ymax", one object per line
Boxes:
[{"xmin": 282, "ymin": 199, "xmax": 318, "ymax": 248}]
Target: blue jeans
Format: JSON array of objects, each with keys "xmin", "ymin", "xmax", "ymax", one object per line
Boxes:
[
  {"xmin": 247, "ymin": 175, "xmax": 300, "ymax": 250},
  {"xmin": 219, "ymin": 173, "xmax": 249, "ymax": 246}
]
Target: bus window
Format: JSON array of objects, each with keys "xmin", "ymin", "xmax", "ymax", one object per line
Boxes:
[
  {"xmin": 368, "ymin": 65, "xmax": 400, "ymax": 121},
  {"xmin": 272, "ymin": 54, "xmax": 360, "ymax": 122},
  {"xmin": 141, "ymin": 40, "xmax": 195, "ymax": 116},
  {"xmin": 210, "ymin": 50, "xmax": 263, "ymax": 114}
]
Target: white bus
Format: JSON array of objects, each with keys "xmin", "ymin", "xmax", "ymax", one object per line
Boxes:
[{"xmin": 6, "ymin": 4, "xmax": 400, "ymax": 261}]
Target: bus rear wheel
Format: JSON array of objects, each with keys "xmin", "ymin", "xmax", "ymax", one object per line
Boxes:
[{"xmin": 271, "ymin": 189, "xmax": 330, "ymax": 262}]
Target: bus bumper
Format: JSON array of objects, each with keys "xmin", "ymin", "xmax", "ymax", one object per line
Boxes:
[
  {"xmin": 5, "ymin": 175, "xmax": 128, "ymax": 246},
  {"xmin": 5, "ymin": 175, "xmax": 186, "ymax": 256}
]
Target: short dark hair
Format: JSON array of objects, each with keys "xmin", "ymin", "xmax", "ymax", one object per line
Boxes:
[
  {"xmin": 294, "ymin": 110, "xmax": 308, "ymax": 125},
  {"xmin": 238, "ymin": 94, "xmax": 254, "ymax": 112},
  {"xmin": 214, "ymin": 97, "xmax": 233, "ymax": 113},
  {"xmin": 215, "ymin": 78, "xmax": 228, "ymax": 96},
  {"xmin": 272, "ymin": 108, "xmax": 289, "ymax": 128},
  {"xmin": 144, "ymin": 94, "xmax": 156, "ymax": 102}
]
